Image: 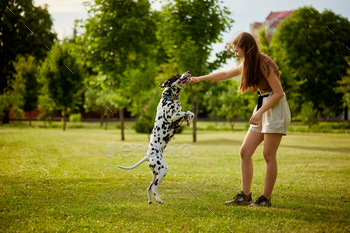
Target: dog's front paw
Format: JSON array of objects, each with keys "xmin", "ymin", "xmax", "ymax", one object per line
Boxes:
[{"xmin": 186, "ymin": 112, "xmax": 194, "ymax": 127}]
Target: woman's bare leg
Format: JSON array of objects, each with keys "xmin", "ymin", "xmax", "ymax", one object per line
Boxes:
[
  {"xmin": 262, "ymin": 133, "xmax": 283, "ymax": 199},
  {"xmin": 240, "ymin": 130, "xmax": 264, "ymax": 195}
]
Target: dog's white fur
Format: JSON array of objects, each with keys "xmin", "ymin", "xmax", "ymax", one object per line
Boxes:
[{"xmin": 117, "ymin": 71, "xmax": 194, "ymax": 204}]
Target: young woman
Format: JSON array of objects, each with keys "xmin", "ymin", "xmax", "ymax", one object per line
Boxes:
[{"xmin": 190, "ymin": 32, "xmax": 291, "ymax": 207}]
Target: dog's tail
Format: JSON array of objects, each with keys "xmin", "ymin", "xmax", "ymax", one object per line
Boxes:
[{"xmin": 116, "ymin": 156, "xmax": 149, "ymax": 170}]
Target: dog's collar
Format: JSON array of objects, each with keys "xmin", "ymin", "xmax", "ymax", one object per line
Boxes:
[{"xmin": 162, "ymin": 95, "xmax": 179, "ymax": 100}]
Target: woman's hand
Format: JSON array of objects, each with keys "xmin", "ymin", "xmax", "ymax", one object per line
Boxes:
[
  {"xmin": 249, "ymin": 111, "xmax": 263, "ymax": 125},
  {"xmin": 190, "ymin": 77, "xmax": 200, "ymax": 84}
]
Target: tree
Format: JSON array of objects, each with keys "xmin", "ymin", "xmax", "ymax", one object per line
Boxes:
[
  {"xmin": 0, "ymin": 0, "xmax": 56, "ymax": 93},
  {"xmin": 77, "ymin": 0, "xmax": 157, "ymax": 140},
  {"xmin": 38, "ymin": 41, "xmax": 85, "ymax": 131},
  {"xmin": 160, "ymin": 0, "xmax": 234, "ymax": 142},
  {"xmin": 272, "ymin": 6, "xmax": 350, "ymax": 117},
  {"xmin": 36, "ymin": 94, "xmax": 56, "ymax": 128},
  {"xmin": 300, "ymin": 101, "xmax": 320, "ymax": 129},
  {"xmin": 257, "ymin": 26, "xmax": 272, "ymax": 56},
  {"xmin": 334, "ymin": 57, "xmax": 350, "ymax": 120},
  {"xmin": 214, "ymin": 80, "xmax": 255, "ymax": 131},
  {"xmin": 12, "ymin": 55, "xmax": 38, "ymax": 126}
]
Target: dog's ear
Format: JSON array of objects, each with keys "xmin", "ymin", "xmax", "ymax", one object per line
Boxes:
[{"xmin": 159, "ymin": 80, "xmax": 169, "ymax": 88}]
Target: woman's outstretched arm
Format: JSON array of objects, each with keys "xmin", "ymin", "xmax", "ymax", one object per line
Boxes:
[{"xmin": 190, "ymin": 63, "xmax": 243, "ymax": 83}]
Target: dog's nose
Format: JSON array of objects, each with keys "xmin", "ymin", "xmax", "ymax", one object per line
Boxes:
[{"xmin": 187, "ymin": 71, "xmax": 191, "ymax": 76}]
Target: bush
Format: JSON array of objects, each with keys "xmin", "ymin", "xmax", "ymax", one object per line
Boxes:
[
  {"xmin": 69, "ymin": 113, "xmax": 81, "ymax": 123},
  {"xmin": 134, "ymin": 118, "xmax": 154, "ymax": 134},
  {"xmin": 300, "ymin": 101, "xmax": 320, "ymax": 129},
  {"xmin": 206, "ymin": 125, "xmax": 215, "ymax": 130},
  {"xmin": 296, "ymin": 127, "xmax": 308, "ymax": 132},
  {"xmin": 311, "ymin": 125, "xmax": 332, "ymax": 133}
]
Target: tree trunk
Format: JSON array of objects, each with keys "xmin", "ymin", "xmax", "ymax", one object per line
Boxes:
[
  {"xmin": 0, "ymin": 116, "xmax": 3, "ymax": 126},
  {"xmin": 105, "ymin": 110, "xmax": 110, "ymax": 130},
  {"xmin": 29, "ymin": 110, "xmax": 32, "ymax": 126},
  {"xmin": 192, "ymin": 89, "xmax": 200, "ymax": 143},
  {"xmin": 3, "ymin": 110, "xmax": 9, "ymax": 124},
  {"xmin": 120, "ymin": 108, "xmax": 125, "ymax": 141},
  {"xmin": 63, "ymin": 116, "xmax": 66, "ymax": 131},
  {"xmin": 190, "ymin": 85, "xmax": 195, "ymax": 142},
  {"xmin": 229, "ymin": 119, "xmax": 235, "ymax": 132},
  {"xmin": 100, "ymin": 108, "xmax": 104, "ymax": 127},
  {"xmin": 345, "ymin": 105, "xmax": 349, "ymax": 121}
]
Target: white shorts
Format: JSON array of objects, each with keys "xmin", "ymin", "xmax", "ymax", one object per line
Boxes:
[{"xmin": 249, "ymin": 92, "xmax": 291, "ymax": 135}]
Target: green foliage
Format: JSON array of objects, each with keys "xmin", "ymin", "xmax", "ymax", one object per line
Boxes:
[
  {"xmin": 38, "ymin": 41, "xmax": 85, "ymax": 130},
  {"xmin": 36, "ymin": 94, "xmax": 56, "ymax": 127},
  {"xmin": 204, "ymin": 80, "xmax": 256, "ymax": 131},
  {"xmin": 12, "ymin": 55, "xmax": 39, "ymax": 113},
  {"xmin": 271, "ymin": 6, "xmax": 350, "ymax": 116},
  {"xmin": 69, "ymin": 113, "xmax": 82, "ymax": 124},
  {"xmin": 257, "ymin": 26, "xmax": 272, "ymax": 56},
  {"xmin": 133, "ymin": 117, "xmax": 154, "ymax": 134},
  {"xmin": 300, "ymin": 101, "xmax": 320, "ymax": 129},
  {"xmin": 0, "ymin": 94, "xmax": 10, "ymax": 125},
  {"xmin": 334, "ymin": 57, "xmax": 350, "ymax": 108},
  {"xmin": 0, "ymin": 0, "xmax": 56, "ymax": 93},
  {"xmin": 7, "ymin": 62, "xmax": 26, "ymax": 119}
]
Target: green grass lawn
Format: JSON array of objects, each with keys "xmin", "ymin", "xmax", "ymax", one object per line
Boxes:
[{"xmin": 1, "ymin": 122, "xmax": 350, "ymax": 232}]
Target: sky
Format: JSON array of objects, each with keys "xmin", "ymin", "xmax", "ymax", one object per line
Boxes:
[{"xmin": 33, "ymin": 0, "xmax": 350, "ymax": 73}]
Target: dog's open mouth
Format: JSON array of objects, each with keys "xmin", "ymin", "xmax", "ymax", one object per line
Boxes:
[
  {"xmin": 179, "ymin": 71, "xmax": 191, "ymax": 85},
  {"xmin": 179, "ymin": 77, "xmax": 190, "ymax": 85}
]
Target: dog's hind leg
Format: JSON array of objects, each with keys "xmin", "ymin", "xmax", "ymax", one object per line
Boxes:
[
  {"xmin": 147, "ymin": 172, "xmax": 157, "ymax": 205},
  {"xmin": 152, "ymin": 166, "xmax": 168, "ymax": 204}
]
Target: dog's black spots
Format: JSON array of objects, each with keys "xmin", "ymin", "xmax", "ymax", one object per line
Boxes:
[
  {"xmin": 158, "ymin": 116, "xmax": 162, "ymax": 120},
  {"xmin": 151, "ymin": 152, "xmax": 154, "ymax": 155},
  {"xmin": 157, "ymin": 161, "xmax": 161, "ymax": 165},
  {"xmin": 163, "ymin": 175, "xmax": 166, "ymax": 178},
  {"xmin": 155, "ymin": 179, "xmax": 159, "ymax": 186},
  {"xmin": 158, "ymin": 167, "xmax": 161, "ymax": 170},
  {"xmin": 154, "ymin": 193, "xmax": 156, "ymax": 196},
  {"xmin": 157, "ymin": 137, "xmax": 160, "ymax": 142},
  {"xmin": 157, "ymin": 156, "xmax": 159, "ymax": 159},
  {"xmin": 162, "ymin": 166, "xmax": 164, "ymax": 168},
  {"xmin": 163, "ymin": 131, "xmax": 166, "ymax": 134},
  {"xmin": 152, "ymin": 148, "xmax": 154, "ymax": 150},
  {"xmin": 150, "ymin": 143, "xmax": 153, "ymax": 146},
  {"xmin": 163, "ymin": 134, "xmax": 170, "ymax": 143},
  {"xmin": 155, "ymin": 149, "xmax": 159, "ymax": 153}
]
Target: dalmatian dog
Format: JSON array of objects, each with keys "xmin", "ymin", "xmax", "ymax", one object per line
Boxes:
[{"xmin": 117, "ymin": 71, "xmax": 194, "ymax": 205}]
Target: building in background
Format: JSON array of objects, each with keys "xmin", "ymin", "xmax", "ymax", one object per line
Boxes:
[{"xmin": 250, "ymin": 10, "xmax": 294, "ymax": 42}]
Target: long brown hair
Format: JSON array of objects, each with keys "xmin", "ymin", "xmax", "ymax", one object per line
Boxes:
[{"xmin": 232, "ymin": 32, "xmax": 263, "ymax": 93}]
